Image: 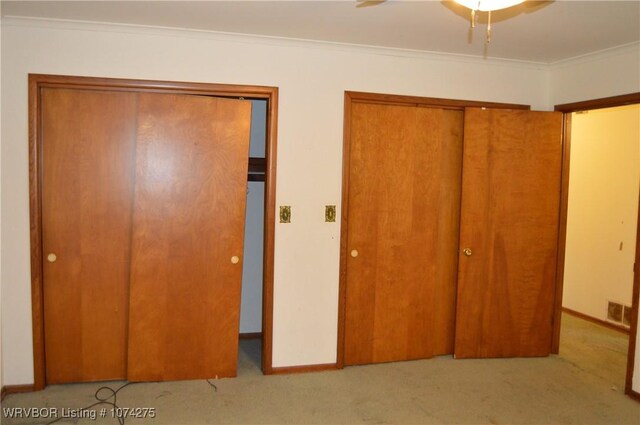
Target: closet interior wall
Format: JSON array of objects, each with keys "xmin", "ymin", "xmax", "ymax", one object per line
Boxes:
[{"xmin": 240, "ymin": 100, "xmax": 267, "ymax": 336}]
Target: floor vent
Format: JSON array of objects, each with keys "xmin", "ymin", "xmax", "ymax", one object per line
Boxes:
[{"xmin": 607, "ymin": 301, "xmax": 631, "ymax": 327}]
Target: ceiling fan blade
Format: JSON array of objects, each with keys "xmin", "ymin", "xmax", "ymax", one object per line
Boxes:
[{"xmin": 356, "ymin": 0, "xmax": 386, "ymax": 8}]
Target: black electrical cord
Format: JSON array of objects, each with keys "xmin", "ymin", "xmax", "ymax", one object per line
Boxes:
[{"xmin": 206, "ymin": 379, "xmax": 218, "ymax": 392}]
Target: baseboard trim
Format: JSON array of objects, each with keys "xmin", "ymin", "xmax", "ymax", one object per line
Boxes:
[
  {"xmin": 625, "ymin": 387, "xmax": 640, "ymax": 402},
  {"xmin": 1, "ymin": 384, "xmax": 36, "ymax": 400},
  {"xmin": 562, "ymin": 307, "xmax": 630, "ymax": 335},
  {"xmin": 270, "ymin": 363, "xmax": 337, "ymax": 375},
  {"xmin": 239, "ymin": 332, "xmax": 262, "ymax": 340}
]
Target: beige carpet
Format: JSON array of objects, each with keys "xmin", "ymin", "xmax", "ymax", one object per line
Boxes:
[{"xmin": 2, "ymin": 313, "xmax": 639, "ymax": 424}]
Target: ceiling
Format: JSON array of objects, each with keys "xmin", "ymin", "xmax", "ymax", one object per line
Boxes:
[{"xmin": 2, "ymin": 1, "xmax": 639, "ymax": 63}]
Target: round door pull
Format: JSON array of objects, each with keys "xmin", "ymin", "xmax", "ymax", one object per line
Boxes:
[
  {"xmin": 463, "ymin": 248, "xmax": 473, "ymax": 257},
  {"xmin": 47, "ymin": 253, "xmax": 57, "ymax": 263},
  {"xmin": 350, "ymin": 249, "xmax": 359, "ymax": 258},
  {"xmin": 231, "ymin": 256, "xmax": 240, "ymax": 264}
]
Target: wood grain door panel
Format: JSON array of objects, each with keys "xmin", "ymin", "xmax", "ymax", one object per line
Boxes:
[
  {"xmin": 344, "ymin": 103, "xmax": 463, "ymax": 365},
  {"xmin": 454, "ymin": 108, "xmax": 563, "ymax": 358},
  {"xmin": 127, "ymin": 93, "xmax": 252, "ymax": 381},
  {"xmin": 42, "ymin": 88, "xmax": 137, "ymax": 383}
]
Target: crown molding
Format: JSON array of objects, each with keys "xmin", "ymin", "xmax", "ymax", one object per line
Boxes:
[
  {"xmin": 549, "ymin": 41, "xmax": 640, "ymax": 70},
  {"xmin": 5, "ymin": 16, "xmax": 636, "ymax": 71},
  {"xmin": 1, "ymin": 16, "xmax": 549, "ymax": 70}
]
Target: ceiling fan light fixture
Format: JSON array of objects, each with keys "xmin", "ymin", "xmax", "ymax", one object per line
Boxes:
[
  {"xmin": 454, "ymin": 0, "xmax": 525, "ymax": 12},
  {"xmin": 453, "ymin": 0, "xmax": 525, "ymax": 43}
]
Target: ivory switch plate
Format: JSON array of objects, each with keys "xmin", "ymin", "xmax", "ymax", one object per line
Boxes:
[
  {"xmin": 325, "ymin": 205, "xmax": 336, "ymax": 222},
  {"xmin": 280, "ymin": 206, "xmax": 291, "ymax": 223}
]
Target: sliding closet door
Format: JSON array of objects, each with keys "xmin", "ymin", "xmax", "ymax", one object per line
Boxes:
[
  {"xmin": 42, "ymin": 89, "xmax": 137, "ymax": 383},
  {"xmin": 454, "ymin": 108, "xmax": 563, "ymax": 358},
  {"xmin": 127, "ymin": 93, "xmax": 252, "ymax": 381},
  {"xmin": 344, "ymin": 103, "xmax": 463, "ymax": 365}
]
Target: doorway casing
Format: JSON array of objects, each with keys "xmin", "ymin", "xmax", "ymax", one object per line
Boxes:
[
  {"xmin": 554, "ymin": 92, "xmax": 640, "ymax": 401},
  {"xmin": 28, "ymin": 74, "xmax": 279, "ymax": 390},
  {"xmin": 336, "ymin": 91, "xmax": 531, "ymax": 368}
]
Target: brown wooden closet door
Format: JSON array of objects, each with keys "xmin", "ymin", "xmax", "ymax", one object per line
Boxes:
[
  {"xmin": 127, "ymin": 93, "xmax": 252, "ymax": 381},
  {"xmin": 344, "ymin": 103, "xmax": 463, "ymax": 365},
  {"xmin": 454, "ymin": 108, "xmax": 563, "ymax": 358},
  {"xmin": 42, "ymin": 88, "xmax": 137, "ymax": 383}
]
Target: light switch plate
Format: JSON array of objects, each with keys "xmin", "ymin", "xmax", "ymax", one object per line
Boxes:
[
  {"xmin": 280, "ymin": 206, "xmax": 291, "ymax": 223},
  {"xmin": 325, "ymin": 205, "xmax": 336, "ymax": 222}
]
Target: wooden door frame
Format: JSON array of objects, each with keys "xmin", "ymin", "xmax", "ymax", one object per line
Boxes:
[
  {"xmin": 553, "ymin": 92, "xmax": 640, "ymax": 401},
  {"xmin": 28, "ymin": 74, "xmax": 279, "ymax": 390},
  {"xmin": 337, "ymin": 91, "xmax": 530, "ymax": 368}
]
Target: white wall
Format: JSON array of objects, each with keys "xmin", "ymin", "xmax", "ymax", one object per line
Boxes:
[
  {"xmin": 550, "ymin": 43, "xmax": 640, "ymax": 106},
  {"xmin": 1, "ymin": 18, "xmax": 551, "ymax": 384},
  {"xmin": 563, "ymin": 105, "xmax": 640, "ymax": 323}
]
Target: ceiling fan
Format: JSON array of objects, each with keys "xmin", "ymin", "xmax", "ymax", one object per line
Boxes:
[
  {"xmin": 356, "ymin": 0, "xmax": 531, "ymax": 43},
  {"xmin": 454, "ymin": 0, "xmax": 526, "ymax": 42},
  {"xmin": 356, "ymin": 0, "xmax": 525, "ymax": 9}
]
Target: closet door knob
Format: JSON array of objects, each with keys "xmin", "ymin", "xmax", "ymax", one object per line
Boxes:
[
  {"xmin": 231, "ymin": 256, "xmax": 240, "ymax": 264},
  {"xmin": 350, "ymin": 249, "xmax": 359, "ymax": 258},
  {"xmin": 47, "ymin": 253, "xmax": 57, "ymax": 263},
  {"xmin": 463, "ymin": 248, "xmax": 473, "ymax": 257}
]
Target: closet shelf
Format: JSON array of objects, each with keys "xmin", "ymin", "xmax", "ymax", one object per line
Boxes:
[{"xmin": 248, "ymin": 157, "xmax": 266, "ymax": 182}]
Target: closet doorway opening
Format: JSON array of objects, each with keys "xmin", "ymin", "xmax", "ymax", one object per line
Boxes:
[
  {"xmin": 239, "ymin": 99, "xmax": 268, "ymax": 372},
  {"xmin": 554, "ymin": 93, "xmax": 640, "ymax": 399}
]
